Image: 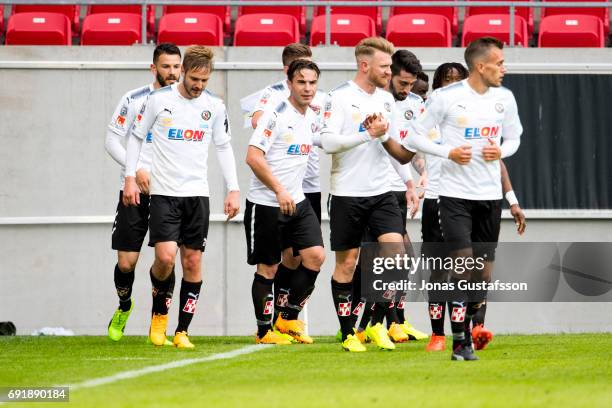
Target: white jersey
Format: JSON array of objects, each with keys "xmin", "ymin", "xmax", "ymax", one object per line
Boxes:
[
  {"xmin": 252, "ymin": 79, "xmax": 324, "ymax": 193},
  {"xmin": 406, "ymin": 80, "xmax": 522, "ymax": 200},
  {"xmin": 131, "ymin": 83, "xmax": 233, "ymax": 197},
  {"xmin": 424, "ymin": 125, "xmax": 443, "ymax": 199},
  {"xmin": 322, "ymin": 81, "xmax": 395, "ymax": 197},
  {"xmin": 247, "ymin": 99, "xmax": 318, "ymax": 207},
  {"xmin": 388, "ymin": 92, "xmax": 424, "ymax": 192},
  {"xmin": 107, "ymin": 84, "xmax": 153, "ymax": 188}
]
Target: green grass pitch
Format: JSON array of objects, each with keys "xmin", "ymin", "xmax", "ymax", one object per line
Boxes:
[{"xmin": 1, "ymin": 334, "xmax": 611, "ymax": 407}]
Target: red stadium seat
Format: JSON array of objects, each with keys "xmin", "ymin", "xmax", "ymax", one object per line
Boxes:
[
  {"xmin": 87, "ymin": 5, "xmax": 154, "ymax": 37},
  {"xmin": 12, "ymin": 5, "xmax": 80, "ymax": 34},
  {"xmin": 542, "ymin": 0, "xmax": 609, "ymax": 36},
  {"xmin": 538, "ymin": 15, "xmax": 605, "ymax": 47},
  {"xmin": 462, "ymin": 14, "xmax": 529, "ymax": 47},
  {"xmin": 6, "ymin": 12, "xmax": 71, "ymax": 45},
  {"xmin": 0, "ymin": 6, "xmax": 4, "ymax": 34},
  {"xmin": 386, "ymin": 14, "xmax": 452, "ymax": 47},
  {"xmin": 466, "ymin": 0, "xmax": 534, "ymax": 35},
  {"xmin": 158, "ymin": 13, "xmax": 223, "ymax": 46},
  {"xmin": 314, "ymin": 0, "xmax": 382, "ymax": 34},
  {"xmin": 310, "ymin": 14, "xmax": 376, "ymax": 46},
  {"xmin": 234, "ymin": 13, "xmax": 299, "ymax": 46},
  {"xmin": 81, "ymin": 13, "xmax": 141, "ymax": 46},
  {"xmin": 390, "ymin": 1, "xmax": 459, "ymax": 35},
  {"xmin": 163, "ymin": 5, "xmax": 231, "ymax": 34},
  {"xmin": 239, "ymin": 2, "xmax": 306, "ymax": 35}
]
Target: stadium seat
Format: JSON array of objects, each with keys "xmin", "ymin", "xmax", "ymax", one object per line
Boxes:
[
  {"xmin": 12, "ymin": 5, "xmax": 80, "ymax": 34},
  {"xmin": 390, "ymin": 1, "xmax": 459, "ymax": 35},
  {"xmin": 87, "ymin": 5, "xmax": 155, "ymax": 37},
  {"xmin": 239, "ymin": 2, "xmax": 306, "ymax": 35},
  {"xmin": 314, "ymin": 0, "xmax": 382, "ymax": 34},
  {"xmin": 386, "ymin": 14, "xmax": 452, "ymax": 47},
  {"xmin": 462, "ymin": 15, "xmax": 529, "ymax": 47},
  {"xmin": 234, "ymin": 13, "xmax": 300, "ymax": 46},
  {"xmin": 541, "ymin": 0, "xmax": 609, "ymax": 36},
  {"xmin": 538, "ymin": 15, "xmax": 605, "ymax": 47},
  {"xmin": 0, "ymin": 6, "xmax": 4, "ymax": 35},
  {"xmin": 310, "ymin": 14, "xmax": 376, "ymax": 46},
  {"xmin": 81, "ymin": 13, "xmax": 141, "ymax": 46},
  {"xmin": 466, "ymin": 0, "xmax": 534, "ymax": 35},
  {"xmin": 158, "ymin": 13, "xmax": 223, "ymax": 46},
  {"xmin": 5, "ymin": 12, "xmax": 71, "ymax": 45},
  {"xmin": 163, "ymin": 5, "xmax": 231, "ymax": 34}
]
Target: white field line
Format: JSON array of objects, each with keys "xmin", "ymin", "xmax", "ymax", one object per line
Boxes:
[{"xmin": 69, "ymin": 344, "xmax": 271, "ymax": 391}]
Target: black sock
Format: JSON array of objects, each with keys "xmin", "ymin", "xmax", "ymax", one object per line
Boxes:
[
  {"xmin": 465, "ymin": 302, "xmax": 480, "ymax": 345},
  {"xmin": 331, "ymin": 278, "xmax": 354, "ymax": 341},
  {"xmin": 386, "ymin": 302, "xmax": 401, "ymax": 328},
  {"xmin": 429, "ymin": 302, "xmax": 446, "ymax": 336},
  {"xmin": 395, "ymin": 295, "xmax": 406, "ymax": 324},
  {"xmin": 114, "ymin": 264, "xmax": 135, "ymax": 311},
  {"xmin": 253, "ymin": 273, "xmax": 274, "ymax": 338},
  {"xmin": 472, "ymin": 300, "xmax": 487, "ymax": 327},
  {"xmin": 350, "ymin": 262, "xmax": 362, "ymax": 327},
  {"xmin": 371, "ymin": 302, "xmax": 388, "ymax": 325},
  {"xmin": 358, "ymin": 302, "xmax": 374, "ymax": 331},
  {"xmin": 150, "ymin": 268, "xmax": 175, "ymax": 315},
  {"xmin": 273, "ymin": 264, "xmax": 293, "ymax": 324},
  {"xmin": 175, "ymin": 279, "xmax": 202, "ymax": 334},
  {"xmin": 283, "ymin": 263, "xmax": 319, "ymax": 320}
]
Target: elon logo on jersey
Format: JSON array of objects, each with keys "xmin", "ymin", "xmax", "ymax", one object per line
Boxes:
[
  {"xmin": 168, "ymin": 128, "xmax": 205, "ymax": 141},
  {"xmin": 464, "ymin": 126, "xmax": 499, "ymax": 139},
  {"xmin": 287, "ymin": 144, "xmax": 312, "ymax": 155}
]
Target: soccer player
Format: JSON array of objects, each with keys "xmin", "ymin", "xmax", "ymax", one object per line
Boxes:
[
  {"xmin": 105, "ymin": 43, "xmax": 181, "ymax": 342},
  {"xmin": 246, "ymin": 44, "xmax": 325, "ymax": 327},
  {"xmin": 123, "ymin": 46, "xmax": 240, "ymax": 349},
  {"xmin": 245, "ymin": 60, "xmax": 325, "ymax": 345},
  {"xmin": 321, "ymin": 37, "xmax": 414, "ymax": 352},
  {"xmin": 423, "ymin": 62, "xmax": 526, "ymax": 352},
  {"xmin": 411, "ymin": 72, "xmax": 430, "ymax": 101},
  {"xmin": 383, "ymin": 37, "xmax": 523, "ymax": 360}
]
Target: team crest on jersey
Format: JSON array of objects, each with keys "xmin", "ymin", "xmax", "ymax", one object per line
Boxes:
[
  {"xmin": 310, "ymin": 104, "xmax": 321, "ymax": 115},
  {"xmin": 404, "ymin": 110, "xmax": 414, "ymax": 120},
  {"xmin": 384, "ymin": 102, "xmax": 392, "ymax": 112},
  {"xmin": 495, "ymin": 103, "xmax": 504, "ymax": 113},
  {"xmin": 201, "ymin": 110, "xmax": 211, "ymax": 121}
]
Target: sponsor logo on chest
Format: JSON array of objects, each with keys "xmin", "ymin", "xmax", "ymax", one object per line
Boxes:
[{"xmin": 167, "ymin": 128, "xmax": 205, "ymax": 142}]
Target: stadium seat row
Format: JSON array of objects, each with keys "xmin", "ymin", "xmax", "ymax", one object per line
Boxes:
[{"xmin": 3, "ymin": 2, "xmax": 611, "ymax": 47}]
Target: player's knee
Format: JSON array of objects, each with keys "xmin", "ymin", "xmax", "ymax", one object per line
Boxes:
[
  {"xmin": 303, "ymin": 248, "xmax": 325, "ymax": 269},
  {"xmin": 182, "ymin": 254, "xmax": 201, "ymax": 273},
  {"xmin": 117, "ymin": 258, "xmax": 137, "ymax": 273},
  {"xmin": 257, "ymin": 264, "xmax": 278, "ymax": 279},
  {"xmin": 156, "ymin": 252, "xmax": 176, "ymax": 270}
]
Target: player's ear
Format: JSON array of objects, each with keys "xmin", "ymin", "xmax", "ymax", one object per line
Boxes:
[{"xmin": 150, "ymin": 63, "xmax": 156, "ymax": 74}]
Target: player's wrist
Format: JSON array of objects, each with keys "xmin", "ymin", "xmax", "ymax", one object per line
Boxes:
[{"xmin": 505, "ymin": 190, "xmax": 519, "ymax": 207}]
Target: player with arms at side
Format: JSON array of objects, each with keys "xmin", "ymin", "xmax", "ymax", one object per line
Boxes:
[
  {"xmin": 105, "ymin": 43, "xmax": 181, "ymax": 342},
  {"xmin": 123, "ymin": 46, "xmax": 240, "ymax": 349},
  {"xmin": 245, "ymin": 60, "xmax": 325, "ymax": 345}
]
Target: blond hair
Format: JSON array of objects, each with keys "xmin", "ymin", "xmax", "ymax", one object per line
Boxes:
[
  {"xmin": 182, "ymin": 46, "xmax": 214, "ymax": 73},
  {"xmin": 354, "ymin": 37, "xmax": 395, "ymax": 60}
]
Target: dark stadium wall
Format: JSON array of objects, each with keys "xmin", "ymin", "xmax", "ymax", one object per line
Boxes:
[{"xmin": 502, "ymin": 74, "xmax": 612, "ymax": 210}]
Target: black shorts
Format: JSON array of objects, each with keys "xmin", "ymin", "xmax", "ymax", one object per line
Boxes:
[
  {"xmin": 328, "ymin": 192, "xmax": 404, "ymax": 251},
  {"xmin": 421, "ymin": 198, "xmax": 444, "ymax": 243},
  {"xmin": 392, "ymin": 190, "xmax": 408, "ymax": 235},
  {"xmin": 305, "ymin": 192, "xmax": 322, "ymax": 224},
  {"xmin": 112, "ymin": 191, "xmax": 150, "ymax": 252},
  {"xmin": 148, "ymin": 195, "xmax": 210, "ymax": 251},
  {"xmin": 244, "ymin": 199, "xmax": 323, "ymax": 265},
  {"xmin": 438, "ymin": 196, "xmax": 502, "ymax": 260}
]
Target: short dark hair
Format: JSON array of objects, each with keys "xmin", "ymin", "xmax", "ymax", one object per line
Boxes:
[
  {"xmin": 391, "ymin": 49, "xmax": 422, "ymax": 77},
  {"xmin": 282, "ymin": 43, "xmax": 312, "ymax": 67},
  {"xmin": 417, "ymin": 71, "xmax": 429, "ymax": 83},
  {"xmin": 464, "ymin": 37, "xmax": 504, "ymax": 71},
  {"xmin": 287, "ymin": 59, "xmax": 320, "ymax": 81},
  {"xmin": 153, "ymin": 43, "xmax": 181, "ymax": 64},
  {"xmin": 432, "ymin": 62, "xmax": 469, "ymax": 90}
]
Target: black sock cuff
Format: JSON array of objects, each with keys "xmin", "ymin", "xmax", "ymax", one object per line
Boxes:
[
  {"xmin": 181, "ymin": 279, "xmax": 203, "ymax": 291},
  {"xmin": 331, "ymin": 278, "xmax": 352, "ymax": 291},
  {"xmin": 115, "ymin": 263, "xmax": 135, "ymax": 275},
  {"xmin": 254, "ymin": 273, "xmax": 274, "ymax": 286},
  {"xmin": 115, "ymin": 264, "xmax": 135, "ymax": 279},
  {"xmin": 150, "ymin": 268, "xmax": 172, "ymax": 289},
  {"xmin": 298, "ymin": 263, "xmax": 320, "ymax": 278},
  {"xmin": 278, "ymin": 263, "xmax": 296, "ymax": 273}
]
